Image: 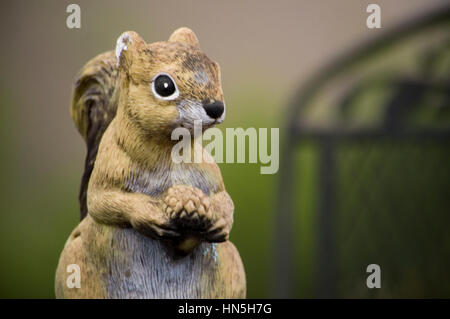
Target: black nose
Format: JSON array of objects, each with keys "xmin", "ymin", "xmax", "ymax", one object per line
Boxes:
[{"xmin": 203, "ymin": 100, "xmax": 224, "ymax": 119}]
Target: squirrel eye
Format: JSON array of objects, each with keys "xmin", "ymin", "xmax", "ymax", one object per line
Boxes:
[{"xmin": 151, "ymin": 73, "xmax": 179, "ymax": 100}]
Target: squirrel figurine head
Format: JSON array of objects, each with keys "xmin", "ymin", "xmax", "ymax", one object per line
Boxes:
[
  {"xmin": 115, "ymin": 28, "xmax": 225, "ymax": 136},
  {"xmin": 71, "ymin": 27, "xmax": 227, "ymax": 219}
]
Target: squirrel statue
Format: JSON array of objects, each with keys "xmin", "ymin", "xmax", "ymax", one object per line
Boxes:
[{"xmin": 55, "ymin": 27, "xmax": 246, "ymax": 298}]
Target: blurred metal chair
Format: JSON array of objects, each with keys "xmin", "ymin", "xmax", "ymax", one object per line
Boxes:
[{"xmin": 274, "ymin": 6, "xmax": 450, "ymax": 298}]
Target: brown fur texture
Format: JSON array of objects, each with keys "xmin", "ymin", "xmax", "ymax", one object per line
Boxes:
[{"xmin": 55, "ymin": 28, "xmax": 246, "ymax": 298}]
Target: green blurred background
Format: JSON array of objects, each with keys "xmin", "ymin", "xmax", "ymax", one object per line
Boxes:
[{"xmin": 0, "ymin": 0, "xmax": 449, "ymax": 298}]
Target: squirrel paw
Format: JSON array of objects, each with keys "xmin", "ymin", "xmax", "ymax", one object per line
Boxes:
[
  {"xmin": 200, "ymin": 216, "xmax": 231, "ymax": 242},
  {"xmin": 129, "ymin": 209, "xmax": 180, "ymax": 240},
  {"xmin": 163, "ymin": 185, "xmax": 213, "ymax": 230},
  {"xmin": 201, "ymin": 191, "xmax": 233, "ymax": 243}
]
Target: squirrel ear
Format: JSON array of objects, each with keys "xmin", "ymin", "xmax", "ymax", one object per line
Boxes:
[
  {"xmin": 115, "ymin": 31, "xmax": 146, "ymax": 71},
  {"xmin": 168, "ymin": 27, "xmax": 200, "ymax": 48}
]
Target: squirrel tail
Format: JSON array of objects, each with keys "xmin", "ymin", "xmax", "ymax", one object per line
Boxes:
[{"xmin": 70, "ymin": 51, "xmax": 120, "ymax": 220}]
